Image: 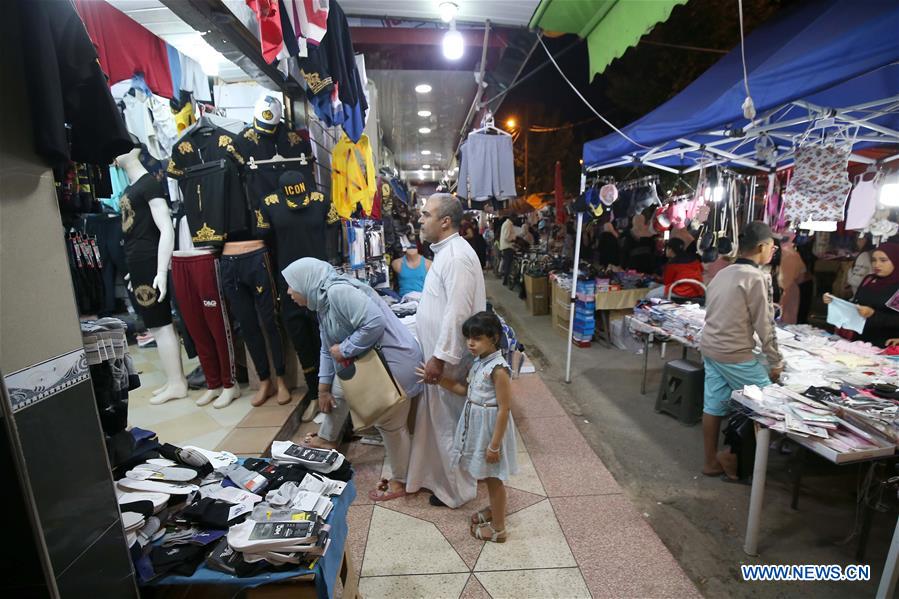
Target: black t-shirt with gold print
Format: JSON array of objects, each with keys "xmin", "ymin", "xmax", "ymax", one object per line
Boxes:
[{"xmin": 120, "ymin": 173, "xmax": 166, "ymax": 262}]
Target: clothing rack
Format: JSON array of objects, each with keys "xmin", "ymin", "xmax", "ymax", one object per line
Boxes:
[{"xmin": 617, "ymin": 175, "xmax": 659, "ymax": 191}]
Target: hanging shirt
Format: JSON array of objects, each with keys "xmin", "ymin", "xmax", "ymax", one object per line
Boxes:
[
  {"xmin": 283, "ymin": 0, "xmax": 329, "ymax": 46},
  {"xmin": 19, "ymin": 0, "xmax": 132, "ymax": 168},
  {"xmin": 180, "ymin": 55, "xmax": 212, "ymax": 102},
  {"xmin": 167, "ymin": 125, "xmax": 248, "ymax": 246},
  {"xmin": 331, "ymin": 134, "xmax": 375, "ymax": 219},
  {"xmin": 245, "ymin": 0, "xmax": 284, "ymax": 63},
  {"xmin": 74, "ymin": 0, "xmax": 174, "ymax": 98},
  {"xmin": 257, "ymin": 169, "xmax": 340, "ymax": 270},
  {"xmin": 120, "ymin": 173, "xmax": 166, "ymax": 262},
  {"xmin": 122, "ymin": 92, "xmax": 165, "ymax": 159},
  {"xmin": 238, "ymin": 124, "xmax": 313, "ymax": 213},
  {"xmin": 166, "ymin": 44, "xmax": 182, "ymax": 101},
  {"xmin": 99, "ymin": 166, "xmax": 131, "ymax": 212},
  {"xmin": 457, "ymin": 133, "xmax": 517, "ymax": 201}
]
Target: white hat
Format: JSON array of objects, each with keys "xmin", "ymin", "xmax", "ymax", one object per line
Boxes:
[{"xmin": 254, "ymin": 95, "xmax": 283, "ymax": 126}]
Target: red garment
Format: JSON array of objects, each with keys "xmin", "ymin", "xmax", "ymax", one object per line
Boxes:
[
  {"xmin": 664, "ymin": 259, "xmax": 704, "ymax": 298},
  {"xmin": 74, "ymin": 0, "xmax": 173, "ymax": 98},
  {"xmin": 246, "ymin": 0, "xmax": 284, "ymax": 63},
  {"xmin": 172, "ymin": 254, "xmax": 236, "ymax": 389},
  {"xmin": 554, "ymin": 161, "xmax": 567, "ymax": 224}
]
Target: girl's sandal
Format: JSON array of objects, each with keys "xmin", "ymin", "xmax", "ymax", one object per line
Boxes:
[
  {"xmin": 470, "ymin": 522, "xmax": 506, "ymax": 543},
  {"xmin": 470, "ymin": 508, "xmax": 492, "ymax": 525}
]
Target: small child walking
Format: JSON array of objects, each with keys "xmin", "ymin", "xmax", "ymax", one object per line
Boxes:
[{"xmin": 419, "ymin": 311, "xmax": 518, "ymax": 542}]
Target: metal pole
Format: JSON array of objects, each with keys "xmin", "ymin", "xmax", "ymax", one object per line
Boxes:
[
  {"xmin": 451, "ymin": 21, "xmax": 492, "ymax": 166},
  {"xmin": 564, "ymin": 172, "xmax": 587, "ymax": 383},
  {"xmin": 744, "ymin": 424, "xmax": 771, "ymax": 556}
]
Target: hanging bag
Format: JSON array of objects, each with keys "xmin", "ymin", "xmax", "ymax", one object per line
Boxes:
[{"xmin": 336, "ymin": 346, "xmax": 407, "ymax": 430}]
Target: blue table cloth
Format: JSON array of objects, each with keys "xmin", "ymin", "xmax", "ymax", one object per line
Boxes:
[{"xmin": 143, "ymin": 478, "xmax": 356, "ymax": 599}]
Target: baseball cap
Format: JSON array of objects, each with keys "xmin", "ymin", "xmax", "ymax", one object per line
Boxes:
[
  {"xmin": 278, "ymin": 171, "xmax": 311, "ymax": 209},
  {"xmin": 254, "ymin": 95, "xmax": 283, "ymax": 126},
  {"xmin": 738, "ymin": 221, "xmax": 777, "ymax": 252}
]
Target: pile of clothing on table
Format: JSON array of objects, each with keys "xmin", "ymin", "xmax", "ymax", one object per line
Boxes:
[
  {"xmin": 113, "ymin": 429, "xmax": 352, "ymax": 581},
  {"xmin": 632, "ymin": 299, "xmax": 706, "ymax": 345},
  {"xmin": 804, "ymin": 385, "xmax": 899, "ymax": 445},
  {"xmin": 736, "ymin": 384, "xmax": 892, "ymax": 456},
  {"xmin": 776, "ymin": 325, "xmax": 898, "ymax": 391},
  {"xmin": 602, "ymin": 269, "xmax": 655, "ymax": 291}
]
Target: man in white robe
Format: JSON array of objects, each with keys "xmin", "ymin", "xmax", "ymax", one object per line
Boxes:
[{"xmin": 406, "ymin": 194, "xmax": 486, "ymax": 507}]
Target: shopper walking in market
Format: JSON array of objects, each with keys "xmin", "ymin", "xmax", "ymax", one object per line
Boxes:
[
  {"xmin": 499, "ymin": 216, "xmax": 519, "ymax": 285},
  {"xmin": 282, "ymin": 258, "xmax": 422, "ymax": 502},
  {"xmin": 418, "ymin": 311, "xmax": 519, "ymax": 542},
  {"xmin": 823, "ymin": 241, "xmax": 899, "ymax": 347},
  {"xmin": 700, "ymin": 222, "xmax": 783, "ymax": 480},
  {"xmin": 408, "ymin": 193, "xmax": 486, "ymax": 508}
]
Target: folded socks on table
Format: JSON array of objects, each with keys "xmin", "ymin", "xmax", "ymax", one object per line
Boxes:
[
  {"xmin": 149, "ymin": 544, "xmax": 207, "ymax": 578},
  {"xmin": 181, "ymin": 497, "xmax": 252, "ymax": 529},
  {"xmin": 219, "ymin": 464, "xmax": 269, "ymax": 494}
]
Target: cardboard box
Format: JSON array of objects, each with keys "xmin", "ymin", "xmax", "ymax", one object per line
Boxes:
[{"xmin": 524, "ymin": 275, "xmax": 549, "ymax": 316}]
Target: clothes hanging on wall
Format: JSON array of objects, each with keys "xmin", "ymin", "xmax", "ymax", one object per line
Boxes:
[
  {"xmin": 80, "ymin": 214, "xmax": 128, "ymax": 316},
  {"xmin": 66, "ymin": 231, "xmax": 106, "ymax": 315},
  {"xmin": 18, "ymin": 0, "xmax": 132, "ymax": 168},
  {"xmin": 74, "ymin": 0, "xmax": 174, "ymax": 99},
  {"xmin": 331, "ymin": 133, "xmax": 375, "ymax": 218},
  {"xmin": 180, "ymin": 55, "xmax": 212, "ymax": 102},
  {"xmin": 845, "ymin": 172, "xmax": 881, "ymax": 230},
  {"xmin": 457, "ymin": 133, "xmax": 517, "ymax": 201}
]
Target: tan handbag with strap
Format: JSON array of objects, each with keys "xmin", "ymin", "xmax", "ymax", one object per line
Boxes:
[{"xmin": 336, "ymin": 347, "xmax": 407, "ymax": 430}]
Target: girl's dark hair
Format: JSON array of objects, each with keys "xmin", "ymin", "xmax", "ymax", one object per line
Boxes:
[{"xmin": 462, "ymin": 311, "xmax": 503, "ymax": 346}]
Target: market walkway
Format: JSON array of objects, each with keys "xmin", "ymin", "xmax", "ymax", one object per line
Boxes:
[{"xmin": 340, "ymin": 372, "xmax": 700, "ymax": 598}]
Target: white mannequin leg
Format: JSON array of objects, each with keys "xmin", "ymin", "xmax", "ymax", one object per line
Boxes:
[
  {"xmin": 213, "ymin": 385, "xmax": 242, "ymax": 409},
  {"xmin": 148, "ymin": 324, "xmax": 188, "ymax": 405},
  {"xmin": 196, "ymin": 387, "xmax": 223, "ymax": 407}
]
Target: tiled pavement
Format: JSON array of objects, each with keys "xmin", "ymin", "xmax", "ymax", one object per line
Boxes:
[
  {"xmin": 128, "ymin": 345, "xmax": 700, "ymax": 598},
  {"xmin": 342, "ymin": 374, "xmax": 701, "ymax": 599},
  {"xmin": 128, "ymin": 346, "xmax": 299, "ymax": 456}
]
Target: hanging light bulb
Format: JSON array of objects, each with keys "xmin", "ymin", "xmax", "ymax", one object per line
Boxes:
[
  {"xmin": 712, "ymin": 185, "xmax": 725, "ymax": 202},
  {"xmin": 443, "ymin": 21, "xmax": 464, "ymax": 60},
  {"xmin": 880, "ymin": 180, "xmax": 899, "ymax": 207},
  {"xmin": 438, "ymin": 2, "xmax": 458, "ymax": 23}
]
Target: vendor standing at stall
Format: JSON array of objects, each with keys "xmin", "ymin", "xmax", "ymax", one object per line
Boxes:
[
  {"xmin": 700, "ymin": 222, "xmax": 783, "ymax": 480},
  {"xmin": 823, "ymin": 242, "xmax": 899, "ymax": 347}
]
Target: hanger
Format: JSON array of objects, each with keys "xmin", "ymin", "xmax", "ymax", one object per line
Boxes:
[
  {"xmin": 248, "ymin": 153, "xmax": 309, "ymax": 169},
  {"xmin": 469, "ymin": 112, "xmax": 511, "ymax": 137}
]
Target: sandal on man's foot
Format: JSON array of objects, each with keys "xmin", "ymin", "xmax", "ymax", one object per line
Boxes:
[
  {"xmin": 470, "ymin": 522, "xmax": 506, "ymax": 543},
  {"xmin": 470, "ymin": 508, "xmax": 492, "ymax": 525}
]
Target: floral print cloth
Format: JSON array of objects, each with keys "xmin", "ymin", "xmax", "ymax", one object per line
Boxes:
[{"xmin": 783, "ymin": 145, "xmax": 852, "ymax": 225}]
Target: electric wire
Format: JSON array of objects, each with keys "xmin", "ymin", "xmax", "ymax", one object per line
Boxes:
[{"xmin": 537, "ymin": 37, "xmax": 651, "ymax": 150}]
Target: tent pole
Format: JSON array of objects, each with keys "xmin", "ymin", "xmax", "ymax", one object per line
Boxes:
[{"xmin": 565, "ymin": 171, "xmax": 587, "ymax": 383}]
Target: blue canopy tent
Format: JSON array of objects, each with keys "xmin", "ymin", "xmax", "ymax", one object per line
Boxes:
[{"xmin": 582, "ymin": 0, "xmax": 899, "ymax": 173}]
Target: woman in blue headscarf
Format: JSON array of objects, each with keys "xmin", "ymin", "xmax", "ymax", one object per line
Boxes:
[{"xmin": 282, "ymin": 258, "xmax": 423, "ymax": 502}]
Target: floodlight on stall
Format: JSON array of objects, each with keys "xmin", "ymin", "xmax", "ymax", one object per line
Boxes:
[{"xmin": 880, "ymin": 180, "xmax": 899, "ymax": 207}]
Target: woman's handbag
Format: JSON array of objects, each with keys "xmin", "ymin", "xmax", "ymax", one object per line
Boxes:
[{"xmin": 336, "ymin": 347, "xmax": 407, "ymax": 430}]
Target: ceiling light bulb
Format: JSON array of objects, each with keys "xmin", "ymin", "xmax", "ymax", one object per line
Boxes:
[
  {"xmin": 415, "ymin": 84, "xmax": 432, "ymax": 94},
  {"xmin": 419, "ymin": 127, "xmax": 431, "ymax": 134},
  {"xmin": 422, "ymin": 164, "xmax": 431, "ymax": 169},
  {"xmin": 442, "ymin": 23, "xmax": 464, "ymax": 60},
  {"xmin": 421, "ymin": 150, "xmax": 432, "ymax": 155},
  {"xmin": 438, "ymin": 1, "xmax": 458, "ymax": 23},
  {"xmin": 418, "ymin": 110, "xmax": 432, "ymax": 117},
  {"xmin": 880, "ymin": 182, "xmax": 899, "ymax": 207}
]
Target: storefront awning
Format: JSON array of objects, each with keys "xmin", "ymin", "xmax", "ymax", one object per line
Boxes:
[{"xmin": 528, "ymin": 0, "xmax": 687, "ymax": 79}]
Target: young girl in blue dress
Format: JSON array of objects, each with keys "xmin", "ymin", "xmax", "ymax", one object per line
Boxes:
[{"xmin": 419, "ymin": 311, "xmax": 518, "ymax": 542}]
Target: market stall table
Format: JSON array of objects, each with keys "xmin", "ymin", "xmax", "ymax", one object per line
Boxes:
[
  {"xmin": 731, "ymin": 387, "xmax": 896, "ymax": 558},
  {"xmin": 595, "ymin": 287, "xmax": 651, "ymax": 346},
  {"xmin": 142, "ymin": 476, "xmax": 358, "ymax": 599},
  {"xmin": 626, "ymin": 316, "xmax": 699, "ymax": 394}
]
